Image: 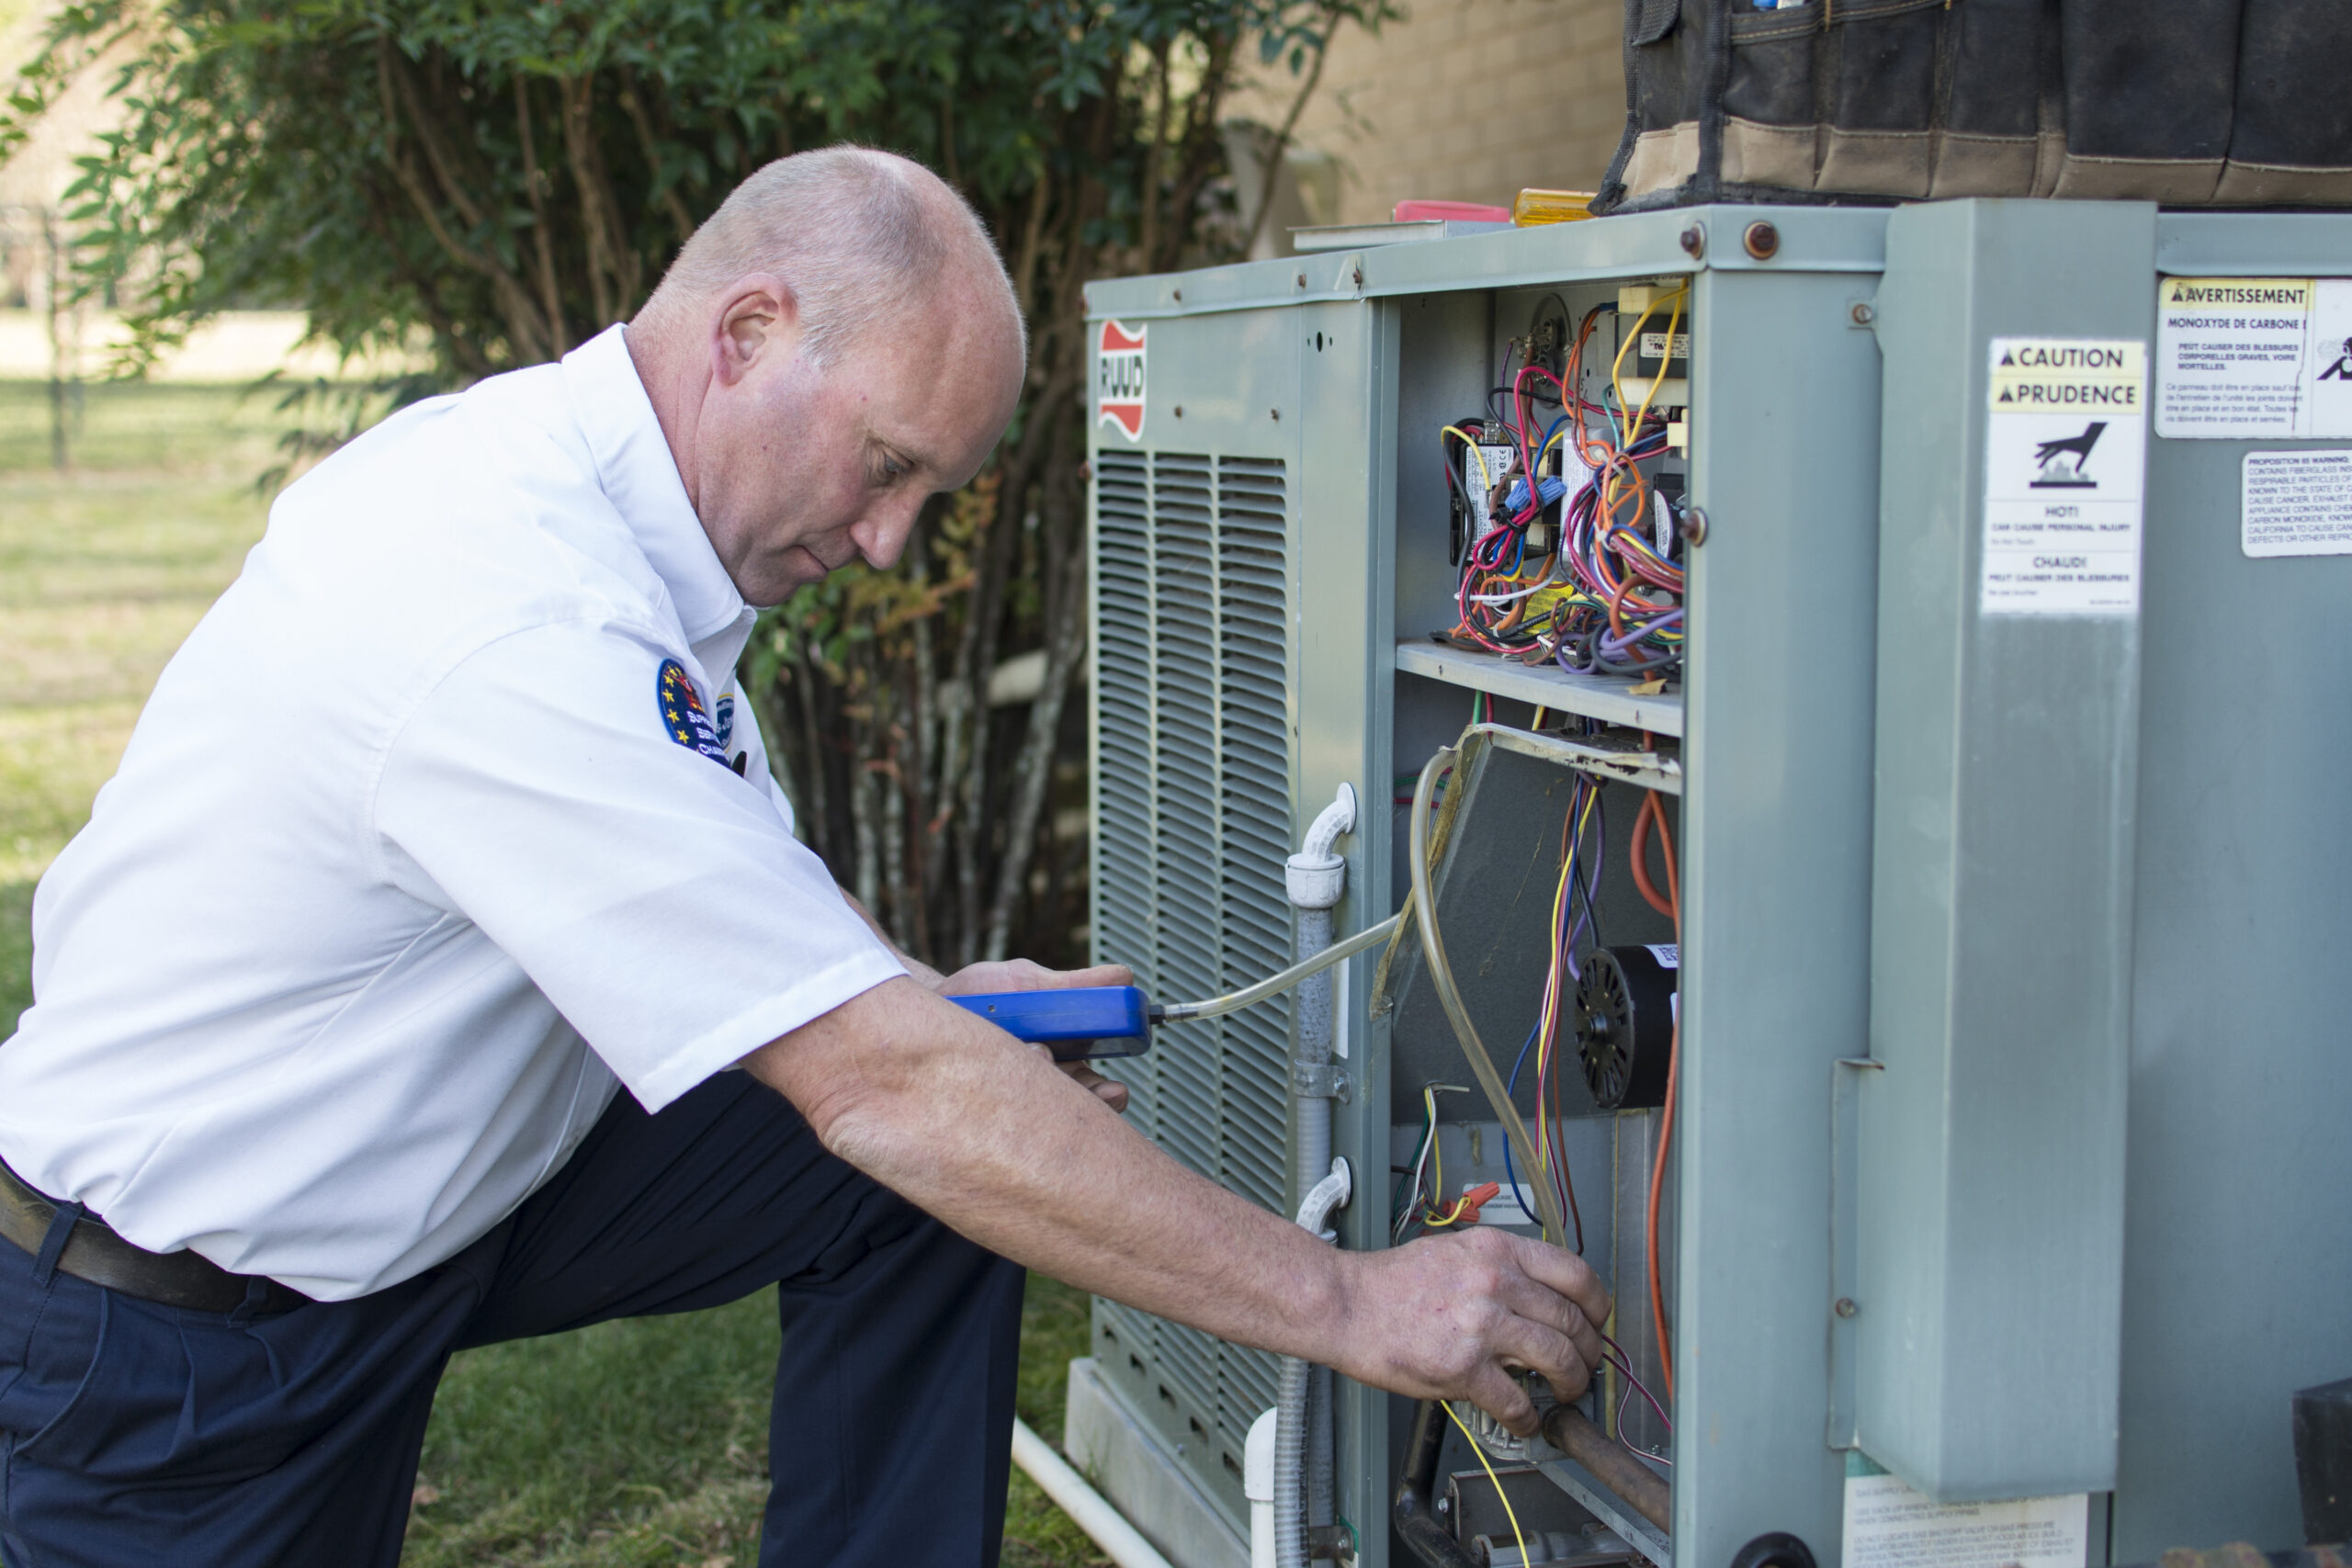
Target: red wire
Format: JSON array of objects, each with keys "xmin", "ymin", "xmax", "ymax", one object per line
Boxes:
[{"xmin": 1638, "ymin": 790, "xmax": 1682, "ymax": 1402}]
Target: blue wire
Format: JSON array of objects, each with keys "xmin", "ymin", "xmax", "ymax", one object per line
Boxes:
[{"xmin": 1501, "ymin": 1017, "xmax": 1541, "ymax": 1219}]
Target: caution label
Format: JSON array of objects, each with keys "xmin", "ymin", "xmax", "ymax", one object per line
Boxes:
[
  {"xmin": 1981, "ymin": 338, "xmax": 2147, "ymax": 617},
  {"xmin": 2243, "ymin": 449, "xmax": 2352, "ymax": 558},
  {"xmin": 2156, "ymin": 276, "xmax": 2352, "ymax": 438}
]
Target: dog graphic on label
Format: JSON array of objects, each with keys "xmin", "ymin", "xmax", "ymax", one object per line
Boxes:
[{"xmin": 2030, "ymin": 422, "xmax": 2105, "ymax": 489}]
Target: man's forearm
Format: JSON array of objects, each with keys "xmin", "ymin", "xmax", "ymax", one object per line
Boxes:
[
  {"xmin": 746, "ymin": 976, "xmax": 1358, "ymax": 1368},
  {"xmin": 838, "ymin": 888, "xmax": 944, "ymax": 987}
]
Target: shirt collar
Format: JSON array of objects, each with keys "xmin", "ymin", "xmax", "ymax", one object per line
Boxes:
[{"xmin": 560, "ymin": 325, "xmax": 750, "ymax": 648}]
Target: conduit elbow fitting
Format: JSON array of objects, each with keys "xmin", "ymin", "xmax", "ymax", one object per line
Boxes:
[{"xmin": 1286, "ymin": 784, "xmax": 1358, "ymax": 909}]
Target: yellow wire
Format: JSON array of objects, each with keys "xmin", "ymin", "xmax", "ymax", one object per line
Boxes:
[
  {"xmin": 1442, "ymin": 1400, "xmax": 1532, "ymax": 1568},
  {"xmin": 1598, "ymin": 290, "xmax": 1689, "ymax": 549},
  {"xmin": 1531, "ymin": 784, "xmax": 1599, "ymax": 1186},
  {"xmin": 1442, "ymin": 425, "xmax": 1497, "ymax": 494},
  {"xmin": 1609, "ymin": 288, "xmax": 1688, "ymax": 448}
]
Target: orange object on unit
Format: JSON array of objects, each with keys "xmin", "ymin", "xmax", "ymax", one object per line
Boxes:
[
  {"xmin": 1513, "ymin": 188, "xmax": 1599, "ymax": 227},
  {"xmin": 1392, "ymin": 199, "xmax": 1513, "ymax": 223}
]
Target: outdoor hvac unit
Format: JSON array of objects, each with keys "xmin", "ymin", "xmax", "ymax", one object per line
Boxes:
[{"xmin": 1083, "ymin": 202, "xmax": 2352, "ymax": 1568}]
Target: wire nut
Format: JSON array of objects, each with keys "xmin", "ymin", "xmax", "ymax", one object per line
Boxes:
[{"xmin": 1679, "ymin": 505, "xmax": 1710, "ymax": 547}]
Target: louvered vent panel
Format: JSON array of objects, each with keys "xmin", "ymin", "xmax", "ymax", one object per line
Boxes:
[
  {"xmin": 1092, "ymin": 451, "xmax": 1157, "ymax": 1142},
  {"xmin": 1091, "ymin": 445, "xmax": 1296, "ymax": 1513}
]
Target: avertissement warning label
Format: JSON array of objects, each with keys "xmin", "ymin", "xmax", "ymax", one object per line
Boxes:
[
  {"xmin": 2243, "ymin": 449, "xmax": 2352, "ymax": 558},
  {"xmin": 1981, "ymin": 338, "xmax": 2147, "ymax": 617},
  {"xmin": 2157, "ymin": 277, "xmax": 2352, "ymax": 438}
]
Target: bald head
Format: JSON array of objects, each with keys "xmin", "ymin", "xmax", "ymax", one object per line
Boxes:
[
  {"xmin": 627, "ymin": 146, "xmax": 1027, "ymax": 606},
  {"xmin": 637, "ymin": 146, "xmax": 1024, "ymax": 367}
]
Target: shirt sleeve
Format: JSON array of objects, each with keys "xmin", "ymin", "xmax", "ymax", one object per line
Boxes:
[{"xmin": 373, "ymin": 615, "xmax": 903, "ymax": 1111}]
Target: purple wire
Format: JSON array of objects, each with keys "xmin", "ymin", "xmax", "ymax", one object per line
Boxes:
[{"xmin": 1597, "ymin": 609, "xmax": 1684, "ymax": 656}]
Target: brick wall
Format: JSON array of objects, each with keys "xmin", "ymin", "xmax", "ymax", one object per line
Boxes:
[{"xmin": 1231, "ymin": 0, "xmax": 1627, "ymax": 231}]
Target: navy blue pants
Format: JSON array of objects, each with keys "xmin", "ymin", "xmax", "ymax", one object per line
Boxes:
[{"xmin": 0, "ymin": 1072, "xmax": 1026, "ymax": 1568}]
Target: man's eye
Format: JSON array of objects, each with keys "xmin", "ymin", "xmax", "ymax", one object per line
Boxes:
[{"xmin": 875, "ymin": 453, "xmax": 909, "ymax": 484}]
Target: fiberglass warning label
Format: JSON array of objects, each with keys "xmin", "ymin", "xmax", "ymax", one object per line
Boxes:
[
  {"xmin": 1981, "ymin": 338, "xmax": 2147, "ymax": 617},
  {"xmin": 1842, "ymin": 1472, "xmax": 2087, "ymax": 1568},
  {"xmin": 2243, "ymin": 449, "xmax": 2352, "ymax": 558},
  {"xmin": 2156, "ymin": 277, "xmax": 2352, "ymax": 438}
]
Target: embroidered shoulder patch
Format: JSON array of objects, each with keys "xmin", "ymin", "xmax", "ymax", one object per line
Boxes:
[{"xmin": 657, "ymin": 659, "xmax": 731, "ymax": 766}]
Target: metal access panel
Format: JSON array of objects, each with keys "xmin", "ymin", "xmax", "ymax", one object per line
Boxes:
[{"xmin": 1084, "ymin": 201, "xmax": 2352, "ymax": 1568}]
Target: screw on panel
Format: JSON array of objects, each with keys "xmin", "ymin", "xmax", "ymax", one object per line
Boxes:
[
  {"xmin": 1296, "ymin": 271, "xmax": 1307, "ymax": 288},
  {"xmin": 1834, "ymin": 1297, "xmax": 1858, "ymax": 1318},
  {"xmin": 1679, "ymin": 505, "xmax": 1709, "ymax": 546},
  {"xmin": 1679, "ymin": 222, "xmax": 1706, "ymax": 259},
  {"xmin": 1172, "ymin": 287, "xmax": 1182, "ymax": 301},
  {"xmin": 1351, "ymin": 265, "xmax": 1363, "ymax": 288},
  {"xmin": 1849, "ymin": 300, "xmax": 1878, "ymax": 326},
  {"xmin": 1271, "ymin": 408, "xmax": 1281, "ymax": 421},
  {"xmin": 1743, "ymin": 220, "xmax": 1781, "ymax": 260},
  {"xmin": 1173, "ymin": 405, "xmax": 1184, "ymax": 418}
]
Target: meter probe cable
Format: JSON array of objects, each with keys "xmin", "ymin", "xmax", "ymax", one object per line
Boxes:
[{"xmin": 1405, "ymin": 747, "xmax": 1570, "ymax": 1245}]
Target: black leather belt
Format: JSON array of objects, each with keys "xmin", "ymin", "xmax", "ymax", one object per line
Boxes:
[{"xmin": 0, "ymin": 1158, "xmax": 311, "ymax": 1314}]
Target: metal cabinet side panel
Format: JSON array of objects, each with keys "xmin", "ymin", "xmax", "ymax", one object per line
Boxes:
[
  {"xmin": 1860, "ymin": 199, "xmax": 2154, "ymax": 1502},
  {"xmin": 1295, "ymin": 293, "xmax": 1399, "ymax": 1568},
  {"xmin": 1678, "ymin": 263, "xmax": 1883, "ymax": 1566},
  {"xmin": 2115, "ymin": 281, "xmax": 2352, "ymax": 1549}
]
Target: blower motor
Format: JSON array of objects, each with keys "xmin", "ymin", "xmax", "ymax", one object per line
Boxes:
[{"xmin": 1573, "ymin": 944, "xmax": 1678, "ymax": 1110}]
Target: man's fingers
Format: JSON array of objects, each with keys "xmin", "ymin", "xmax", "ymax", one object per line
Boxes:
[
  {"xmin": 1493, "ymin": 1314, "xmax": 1593, "ymax": 1404},
  {"xmin": 1463, "ymin": 1363, "xmax": 1540, "ymax": 1438},
  {"xmin": 1060, "ymin": 1062, "xmax": 1130, "ymax": 1114},
  {"xmin": 1507, "ymin": 1235, "xmax": 1612, "ymax": 1331},
  {"xmin": 1499, "ymin": 1274, "xmax": 1603, "ymax": 1379},
  {"xmin": 1060, "ymin": 963, "xmax": 1134, "ymax": 988}
]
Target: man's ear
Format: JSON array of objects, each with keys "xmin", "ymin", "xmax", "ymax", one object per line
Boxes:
[{"xmin": 712, "ymin": 274, "xmax": 801, "ymax": 389}]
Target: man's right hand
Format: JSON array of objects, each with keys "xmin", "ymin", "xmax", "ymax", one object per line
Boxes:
[
  {"xmin": 1329, "ymin": 1226, "xmax": 1611, "ymax": 1435},
  {"xmin": 751, "ymin": 976, "xmax": 1612, "ymax": 1438}
]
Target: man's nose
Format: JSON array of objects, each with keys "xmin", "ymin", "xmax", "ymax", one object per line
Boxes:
[{"xmin": 853, "ymin": 495, "xmax": 928, "ymax": 571}]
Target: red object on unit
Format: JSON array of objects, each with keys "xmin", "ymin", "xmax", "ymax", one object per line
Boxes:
[{"xmin": 1392, "ymin": 199, "xmax": 1513, "ymax": 223}]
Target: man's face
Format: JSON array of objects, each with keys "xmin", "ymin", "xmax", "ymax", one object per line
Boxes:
[{"xmin": 690, "ymin": 275, "xmax": 1022, "ymax": 607}]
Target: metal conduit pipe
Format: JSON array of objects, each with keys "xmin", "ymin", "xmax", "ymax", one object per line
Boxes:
[
  {"xmin": 1274, "ymin": 1159, "xmax": 1352, "ymax": 1568},
  {"xmin": 1392, "ymin": 1399, "xmax": 1484, "ymax": 1568},
  {"xmin": 1541, "ymin": 1404, "xmax": 1673, "ymax": 1533},
  {"xmin": 1280, "ymin": 784, "xmax": 1356, "ymax": 1566}
]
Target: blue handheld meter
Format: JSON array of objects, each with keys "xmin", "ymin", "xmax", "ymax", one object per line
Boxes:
[{"xmin": 947, "ymin": 985, "xmax": 1154, "ymax": 1059}]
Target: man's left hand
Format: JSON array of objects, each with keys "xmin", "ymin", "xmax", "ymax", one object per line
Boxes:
[{"xmin": 935, "ymin": 958, "xmax": 1135, "ymax": 1114}]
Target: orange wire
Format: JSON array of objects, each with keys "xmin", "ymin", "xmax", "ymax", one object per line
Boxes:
[
  {"xmin": 1629, "ymin": 791, "xmax": 1676, "ymax": 919},
  {"xmin": 1638, "ymin": 790, "xmax": 1682, "ymax": 1401}
]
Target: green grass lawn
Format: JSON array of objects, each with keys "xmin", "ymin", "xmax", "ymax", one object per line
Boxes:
[{"xmin": 0, "ymin": 379, "xmax": 1103, "ymax": 1567}]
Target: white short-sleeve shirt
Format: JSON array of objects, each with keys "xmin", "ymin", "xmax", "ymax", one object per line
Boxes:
[{"xmin": 0, "ymin": 325, "xmax": 904, "ymax": 1301}]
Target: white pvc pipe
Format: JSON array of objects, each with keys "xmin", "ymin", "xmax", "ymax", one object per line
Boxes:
[{"xmin": 1011, "ymin": 1417, "xmax": 1178, "ymax": 1568}]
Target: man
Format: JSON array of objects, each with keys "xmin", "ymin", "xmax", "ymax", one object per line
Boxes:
[{"xmin": 0, "ymin": 147, "xmax": 1608, "ymax": 1566}]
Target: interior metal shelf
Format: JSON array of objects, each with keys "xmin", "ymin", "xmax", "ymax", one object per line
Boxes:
[{"xmin": 1394, "ymin": 639, "xmax": 1684, "ymax": 739}]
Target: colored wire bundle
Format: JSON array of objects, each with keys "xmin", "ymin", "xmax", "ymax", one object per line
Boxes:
[
  {"xmin": 1441, "ymin": 293, "xmax": 1690, "ymax": 679},
  {"xmin": 1500, "ymin": 773, "xmax": 1605, "ymax": 1255}
]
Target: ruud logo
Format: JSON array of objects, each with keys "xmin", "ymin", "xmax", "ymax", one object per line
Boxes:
[{"xmin": 1097, "ymin": 321, "xmax": 1146, "ymax": 442}]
